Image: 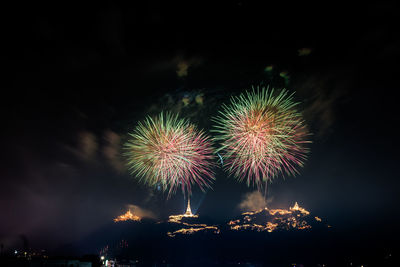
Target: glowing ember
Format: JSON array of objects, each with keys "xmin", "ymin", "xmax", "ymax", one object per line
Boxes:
[{"xmin": 114, "ymin": 210, "xmax": 141, "ymax": 222}]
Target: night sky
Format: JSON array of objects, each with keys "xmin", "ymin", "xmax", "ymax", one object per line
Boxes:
[{"xmin": 1, "ymin": 2, "xmax": 399, "ymax": 251}]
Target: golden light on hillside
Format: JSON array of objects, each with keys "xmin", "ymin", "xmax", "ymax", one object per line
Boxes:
[
  {"xmin": 240, "ymin": 202, "xmax": 310, "ymax": 217},
  {"xmin": 167, "ymin": 200, "xmax": 220, "ymax": 237},
  {"xmin": 167, "ymin": 226, "xmax": 220, "ymax": 237},
  {"xmin": 112, "ymin": 201, "xmax": 328, "ymax": 238},
  {"xmin": 230, "ymin": 222, "xmax": 279, "ymax": 232},
  {"xmin": 114, "ymin": 210, "xmax": 141, "ymax": 222},
  {"xmin": 168, "ymin": 213, "xmax": 198, "ymax": 223},
  {"xmin": 168, "ymin": 201, "xmax": 198, "ymax": 224},
  {"xmin": 290, "ymin": 202, "xmax": 310, "ymax": 215},
  {"xmin": 228, "ymin": 202, "xmax": 314, "ymax": 232}
]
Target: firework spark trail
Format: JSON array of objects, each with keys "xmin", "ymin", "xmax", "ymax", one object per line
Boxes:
[
  {"xmin": 125, "ymin": 113, "xmax": 215, "ymax": 196},
  {"xmin": 213, "ymin": 86, "xmax": 311, "ymax": 188}
]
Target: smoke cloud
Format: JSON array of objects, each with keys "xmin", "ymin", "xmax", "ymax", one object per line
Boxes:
[
  {"xmin": 296, "ymin": 69, "xmax": 352, "ymax": 138},
  {"xmin": 77, "ymin": 131, "xmax": 98, "ymax": 160},
  {"xmin": 103, "ymin": 130, "xmax": 125, "ymax": 172},
  {"xmin": 126, "ymin": 204, "xmax": 157, "ymax": 220},
  {"xmin": 238, "ymin": 191, "xmax": 273, "ymax": 212}
]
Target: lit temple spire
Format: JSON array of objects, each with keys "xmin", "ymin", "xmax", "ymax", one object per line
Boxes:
[{"xmin": 184, "ymin": 198, "xmax": 193, "ymax": 217}]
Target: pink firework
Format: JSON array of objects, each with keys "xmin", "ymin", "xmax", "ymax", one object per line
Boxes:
[
  {"xmin": 213, "ymin": 87, "xmax": 311, "ymax": 188},
  {"xmin": 125, "ymin": 113, "xmax": 215, "ymax": 196}
]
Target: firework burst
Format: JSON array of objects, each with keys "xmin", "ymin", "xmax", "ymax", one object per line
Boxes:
[
  {"xmin": 213, "ymin": 86, "xmax": 310, "ymax": 188},
  {"xmin": 124, "ymin": 113, "xmax": 215, "ymax": 196}
]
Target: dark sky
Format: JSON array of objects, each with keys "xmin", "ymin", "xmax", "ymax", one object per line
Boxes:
[{"xmin": 1, "ymin": 2, "xmax": 399, "ymax": 250}]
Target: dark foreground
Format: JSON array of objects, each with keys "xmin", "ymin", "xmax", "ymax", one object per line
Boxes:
[{"xmin": 2, "ymin": 219, "xmax": 397, "ymax": 267}]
